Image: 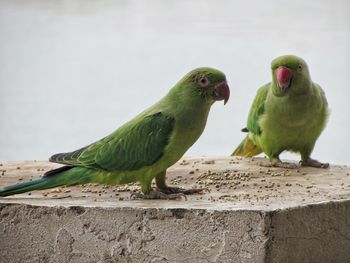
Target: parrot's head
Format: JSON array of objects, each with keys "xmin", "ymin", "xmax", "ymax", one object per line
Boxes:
[
  {"xmin": 179, "ymin": 67, "xmax": 230, "ymax": 105},
  {"xmin": 271, "ymin": 55, "xmax": 312, "ymax": 97}
]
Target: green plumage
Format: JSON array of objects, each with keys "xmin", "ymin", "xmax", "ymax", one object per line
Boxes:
[
  {"xmin": 50, "ymin": 112, "xmax": 175, "ymax": 171},
  {"xmin": 1, "ymin": 67, "xmax": 229, "ymax": 196},
  {"xmin": 232, "ymin": 55, "xmax": 329, "ymax": 166}
]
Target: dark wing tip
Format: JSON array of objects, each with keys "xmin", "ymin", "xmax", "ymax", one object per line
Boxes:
[
  {"xmin": 43, "ymin": 165, "xmax": 73, "ymax": 178},
  {"xmin": 49, "ymin": 153, "xmax": 63, "ymax": 163},
  {"xmin": 48, "ymin": 145, "xmax": 90, "ymax": 165},
  {"xmin": 241, "ymin": 127, "xmax": 249, "ymax": 133}
]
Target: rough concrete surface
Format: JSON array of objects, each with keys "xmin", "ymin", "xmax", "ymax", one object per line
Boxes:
[{"xmin": 0, "ymin": 157, "xmax": 349, "ymax": 263}]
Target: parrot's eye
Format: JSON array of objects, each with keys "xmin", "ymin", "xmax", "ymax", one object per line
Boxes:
[
  {"xmin": 198, "ymin": 76, "xmax": 210, "ymax": 87},
  {"xmin": 297, "ymin": 64, "xmax": 303, "ymax": 72}
]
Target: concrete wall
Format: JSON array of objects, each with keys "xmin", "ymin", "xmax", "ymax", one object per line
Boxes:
[
  {"xmin": 266, "ymin": 201, "xmax": 350, "ymax": 263},
  {"xmin": 0, "ymin": 204, "xmax": 268, "ymax": 263},
  {"xmin": 1, "ymin": 201, "xmax": 350, "ymax": 263}
]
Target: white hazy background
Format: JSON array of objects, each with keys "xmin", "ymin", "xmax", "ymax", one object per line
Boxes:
[{"xmin": 0, "ymin": 0, "xmax": 349, "ymax": 164}]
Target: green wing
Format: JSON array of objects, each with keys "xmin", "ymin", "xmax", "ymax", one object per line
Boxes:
[
  {"xmin": 49, "ymin": 112, "xmax": 175, "ymax": 171},
  {"xmin": 246, "ymin": 84, "xmax": 269, "ymax": 135}
]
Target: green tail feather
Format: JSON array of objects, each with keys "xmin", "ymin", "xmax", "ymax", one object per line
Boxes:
[
  {"xmin": 0, "ymin": 166, "xmax": 94, "ymax": 197},
  {"xmin": 0, "ymin": 177, "xmax": 52, "ymax": 196},
  {"xmin": 231, "ymin": 136, "xmax": 262, "ymax": 157}
]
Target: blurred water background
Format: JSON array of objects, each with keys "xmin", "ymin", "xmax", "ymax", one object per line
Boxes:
[{"xmin": 0, "ymin": 0, "xmax": 349, "ymax": 164}]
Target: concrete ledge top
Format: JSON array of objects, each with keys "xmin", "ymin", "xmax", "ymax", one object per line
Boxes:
[{"xmin": 0, "ymin": 157, "xmax": 349, "ymax": 211}]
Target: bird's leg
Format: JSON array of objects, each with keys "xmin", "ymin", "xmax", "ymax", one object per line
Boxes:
[
  {"xmin": 300, "ymin": 149, "xmax": 329, "ymax": 168},
  {"xmin": 129, "ymin": 171, "xmax": 201, "ymax": 200},
  {"xmin": 272, "ymin": 159, "xmax": 299, "ymax": 169},
  {"xmin": 130, "ymin": 191, "xmax": 187, "ymax": 200},
  {"xmin": 260, "ymin": 156, "xmax": 299, "ymax": 169},
  {"xmin": 130, "ymin": 177, "xmax": 185, "ymax": 200},
  {"xmin": 130, "ymin": 176, "xmax": 186, "ymax": 200},
  {"xmin": 155, "ymin": 170, "xmax": 205, "ymax": 195},
  {"xmin": 300, "ymin": 157, "xmax": 329, "ymax": 168}
]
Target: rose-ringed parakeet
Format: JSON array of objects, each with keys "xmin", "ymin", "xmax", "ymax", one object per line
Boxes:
[
  {"xmin": 0, "ymin": 67, "xmax": 230, "ymax": 199},
  {"xmin": 232, "ymin": 55, "xmax": 329, "ymax": 168}
]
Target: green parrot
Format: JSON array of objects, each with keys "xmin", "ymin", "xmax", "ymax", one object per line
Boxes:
[
  {"xmin": 232, "ymin": 55, "xmax": 329, "ymax": 168},
  {"xmin": 0, "ymin": 67, "xmax": 230, "ymax": 199}
]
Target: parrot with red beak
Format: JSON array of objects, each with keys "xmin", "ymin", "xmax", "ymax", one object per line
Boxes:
[
  {"xmin": 232, "ymin": 55, "xmax": 329, "ymax": 168},
  {"xmin": 0, "ymin": 67, "xmax": 230, "ymax": 199}
]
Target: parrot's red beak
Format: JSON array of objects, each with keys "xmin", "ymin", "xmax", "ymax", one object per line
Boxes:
[
  {"xmin": 276, "ymin": 66, "xmax": 293, "ymax": 90},
  {"xmin": 213, "ymin": 81, "xmax": 230, "ymax": 105}
]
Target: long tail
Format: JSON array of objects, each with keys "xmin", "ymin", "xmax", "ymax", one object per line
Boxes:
[
  {"xmin": 231, "ymin": 135, "xmax": 262, "ymax": 157},
  {"xmin": 0, "ymin": 177, "xmax": 54, "ymax": 196},
  {"xmin": 0, "ymin": 166, "xmax": 93, "ymax": 197}
]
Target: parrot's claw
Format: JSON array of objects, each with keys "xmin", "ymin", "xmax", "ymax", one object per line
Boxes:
[
  {"xmin": 130, "ymin": 191, "xmax": 187, "ymax": 200},
  {"xmin": 158, "ymin": 186, "xmax": 206, "ymax": 195},
  {"xmin": 300, "ymin": 158, "xmax": 329, "ymax": 168},
  {"xmin": 259, "ymin": 160, "xmax": 298, "ymax": 169}
]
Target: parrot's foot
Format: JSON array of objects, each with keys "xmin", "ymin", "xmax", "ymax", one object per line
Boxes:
[
  {"xmin": 300, "ymin": 158, "xmax": 329, "ymax": 168},
  {"xmin": 130, "ymin": 191, "xmax": 187, "ymax": 200},
  {"xmin": 260, "ymin": 160, "xmax": 298, "ymax": 169},
  {"xmin": 158, "ymin": 186, "xmax": 206, "ymax": 195}
]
